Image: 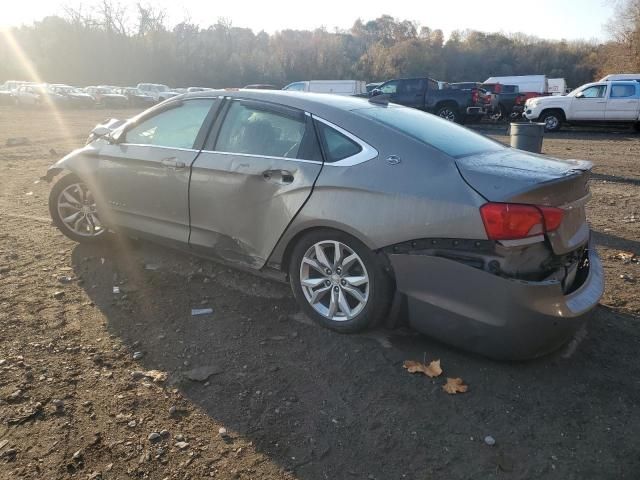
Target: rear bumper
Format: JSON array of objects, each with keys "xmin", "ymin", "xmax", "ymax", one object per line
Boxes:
[
  {"xmin": 466, "ymin": 106, "xmax": 486, "ymax": 115},
  {"xmin": 389, "ymin": 246, "xmax": 604, "ymax": 360}
]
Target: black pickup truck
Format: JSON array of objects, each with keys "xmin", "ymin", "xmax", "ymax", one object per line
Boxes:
[
  {"xmin": 480, "ymin": 83, "xmax": 525, "ymax": 121},
  {"xmin": 370, "ymin": 77, "xmax": 487, "ymax": 123}
]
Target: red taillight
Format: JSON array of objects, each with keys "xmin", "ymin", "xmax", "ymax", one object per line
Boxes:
[
  {"xmin": 494, "ymin": 83, "xmax": 502, "ymax": 94},
  {"xmin": 479, "ymin": 203, "xmax": 564, "ymax": 241},
  {"xmin": 471, "ymin": 88, "xmax": 478, "ymax": 104}
]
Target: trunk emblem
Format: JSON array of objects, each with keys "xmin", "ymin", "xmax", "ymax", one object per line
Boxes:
[{"xmin": 386, "ymin": 155, "xmax": 401, "ymax": 166}]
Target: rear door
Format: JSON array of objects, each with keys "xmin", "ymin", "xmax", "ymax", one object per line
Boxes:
[
  {"xmin": 389, "ymin": 79, "xmax": 427, "ymax": 108},
  {"xmin": 189, "ymin": 98, "xmax": 323, "ymax": 267},
  {"xmin": 569, "ymin": 84, "xmax": 607, "ymax": 120},
  {"xmin": 95, "ymin": 98, "xmax": 218, "ymax": 245},
  {"xmin": 605, "ymin": 83, "xmax": 640, "ymax": 121}
]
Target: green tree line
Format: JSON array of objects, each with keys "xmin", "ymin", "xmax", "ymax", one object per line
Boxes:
[{"xmin": 0, "ymin": 5, "xmax": 633, "ymax": 90}]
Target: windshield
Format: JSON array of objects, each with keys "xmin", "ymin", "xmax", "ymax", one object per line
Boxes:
[
  {"xmin": 354, "ymin": 105, "xmax": 504, "ymax": 158},
  {"xmin": 155, "ymin": 84, "xmax": 170, "ymax": 92}
]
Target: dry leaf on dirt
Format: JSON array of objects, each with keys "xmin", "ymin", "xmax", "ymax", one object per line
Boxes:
[
  {"xmin": 613, "ymin": 251, "xmax": 637, "ymax": 263},
  {"xmin": 144, "ymin": 370, "xmax": 167, "ymax": 383},
  {"xmin": 442, "ymin": 377, "xmax": 468, "ymax": 394},
  {"xmin": 403, "ymin": 359, "xmax": 442, "ymax": 378}
]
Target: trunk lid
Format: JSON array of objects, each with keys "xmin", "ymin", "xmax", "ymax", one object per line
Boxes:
[{"xmin": 456, "ymin": 149, "xmax": 592, "ymax": 254}]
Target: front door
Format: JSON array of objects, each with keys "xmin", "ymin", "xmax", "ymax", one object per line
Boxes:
[
  {"xmin": 96, "ymin": 98, "xmax": 217, "ymax": 244},
  {"xmin": 570, "ymin": 84, "xmax": 608, "ymax": 120},
  {"xmin": 605, "ymin": 83, "xmax": 640, "ymax": 121},
  {"xmin": 189, "ymin": 98, "xmax": 323, "ymax": 268}
]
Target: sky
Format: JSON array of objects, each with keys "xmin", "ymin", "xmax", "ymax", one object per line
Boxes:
[{"xmin": 0, "ymin": 0, "xmax": 614, "ymax": 42}]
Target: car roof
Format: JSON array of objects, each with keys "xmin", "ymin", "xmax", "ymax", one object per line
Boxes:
[{"xmin": 183, "ymin": 89, "xmax": 379, "ymax": 117}]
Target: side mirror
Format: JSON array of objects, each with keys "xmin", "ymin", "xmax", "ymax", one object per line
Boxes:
[
  {"xmin": 575, "ymin": 92, "xmax": 584, "ymax": 99},
  {"xmin": 370, "ymin": 88, "xmax": 382, "ymax": 97},
  {"xmin": 92, "ymin": 126, "xmax": 111, "ymax": 137}
]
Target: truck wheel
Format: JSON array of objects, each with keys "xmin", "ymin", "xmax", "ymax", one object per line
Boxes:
[
  {"xmin": 540, "ymin": 110, "xmax": 563, "ymax": 132},
  {"xmin": 489, "ymin": 104, "xmax": 506, "ymax": 122},
  {"xmin": 437, "ymin": 105, "xmax": 461, "ymax": 123}
]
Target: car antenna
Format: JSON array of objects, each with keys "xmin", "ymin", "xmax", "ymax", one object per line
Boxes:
[{"xmin": 368, "ymin": 94, "xmax": 390, "ymax": 106}]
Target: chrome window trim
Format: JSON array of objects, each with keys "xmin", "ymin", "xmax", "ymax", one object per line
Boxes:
[
  {"xmin": 117, "ymin": 143, "xmax": 200, "ymax": 153},
  {"xmin": 311, "ymin": 115, "xmax": 378, "ymax": 167}
]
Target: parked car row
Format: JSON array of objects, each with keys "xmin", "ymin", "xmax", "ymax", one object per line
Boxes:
[{"xmin": 0, "ymin": 81, "xmax": 216, "ymax": 108}]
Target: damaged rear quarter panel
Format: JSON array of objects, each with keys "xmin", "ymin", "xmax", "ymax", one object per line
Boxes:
[{"xmin": 268, "ymin": 132, "xmax": 488, "ymax": 267}]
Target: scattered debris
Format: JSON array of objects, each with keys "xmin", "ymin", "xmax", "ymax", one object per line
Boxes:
[
  {"xmin": 57, "ymin": 275, "xmax": 73, "ymax": 284},
  {"xmin": 185, "ymin": 365, "xmax": 222, "ymax": 382},
  {"xmin": 144, "ymin": 263, "xmax": 160, "ymax": 271},
  {"xmin": 219, "ymin": 427, "xmax": 228, "ymax": 438},
  {"xmin": 175, "ymin": 441, "xmax": 190, "ymax": 450},
  {"xmin": 443, "ymin": 377, "xmax": 469, "ymax": 394},
  {"xmin": 6, "ymin": 137, "xmax": 30, "ymax": 146},
  {"xmin": 148, "ymin": 432, "xmax": 161, "ymax": 442},
  {"xmin": 484, "ymin": 435, "xmax": 496, "ymax": 446},
  {"xmin": 403, "ymin": 359, "xmax": 442, "ymax": 378},
  {"xmin": 191, "ymin": 307, "xmax": 213, "ymax": 316},
  {"xmin": 132, "ymin": 351, "xmax": 144, "ymax": 360},
  {"xmin": 131, "ymin": 369, "xmax": 168, "ymax": 382},
  {"xmin": 53, "ymin": 291, "xmax": 65, "ymax": 300},
  {"xmin": 112, "ymin": 286, "xmax": 121, "ymax": 294}
]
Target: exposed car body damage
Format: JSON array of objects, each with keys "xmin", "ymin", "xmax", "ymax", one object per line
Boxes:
[{"xmin": 45, "ymin": 90, "xmax": 604, "ymax": 359}]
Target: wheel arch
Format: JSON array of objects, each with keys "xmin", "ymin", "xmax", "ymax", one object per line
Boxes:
[
  {"xmin": 268, "ymin": 221, "xmax": 378, "ymax": 275},
  {"xmin": 540, "ymin": 107, "xmax": 566, "ymax": 122}
]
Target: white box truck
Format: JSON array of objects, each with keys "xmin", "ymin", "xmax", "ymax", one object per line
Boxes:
[
  {"xmin": 484, "ymin": 75, "xmax": 548, "ymax": 94},
  {"xmin": 283, "ymin": 80, "xmax": 367, "ymax": 96},
  {"xmin": 548, "ymin": 78, "xmax": 568, "ymax": 95}
]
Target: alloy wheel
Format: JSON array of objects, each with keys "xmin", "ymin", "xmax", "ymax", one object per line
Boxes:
[
  {"xmin": 299, "ymin": 240, "xmax": 370, "ymax": 321},
  {"xmin": 544, "ymin": 115, "xmax": 559, "ymax": 130},
  {"xmin": 56, "ymin": 182, "xmax": 105, "ymax": 237},
  {"xmin": 438, "ymin": 108, "xmax": 456, "ymax": 122}
]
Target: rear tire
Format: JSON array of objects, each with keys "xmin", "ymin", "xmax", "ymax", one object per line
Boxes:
[
  {"xmin": 634, "ymin": 122, "xmax": 640, "ymax": 133},
  {"xmin": 540, "ymin": 110, "xmax": 563, "ymax": 132},
  {"xmin": 49, "ymin": 173, "xmax": 107, "ymax": 244},
  {"xmin": 436, "ymin": 104, "xmax": 462, "ymax": 124},
  {"xmin": 289, "ymin": 229, "xmax": 393, "ymax": 333}
]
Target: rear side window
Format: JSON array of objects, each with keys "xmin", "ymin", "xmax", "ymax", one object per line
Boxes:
[
  {"xmin": 354, "ymin": 105, "xmax": 503, "ymax": 158},
  {"xmin": 215, "ymin": 100, "xmax": 306, "ymax": 158},
  {"xmin": 610, "ymin": 84, "xmax": 637, "ymax": 98},
  {"xmin": 315, "ymin": 121, "xmax": 362, "ymax": 162},
  {"xmin": 399, "ymin": 79, "xmax": 426, "ymax": 94}
]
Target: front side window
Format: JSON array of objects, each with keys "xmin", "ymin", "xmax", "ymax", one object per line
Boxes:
[
  {"xmin": 581, "ymin": 85, "xmax": 607, "ymax": 98},
  {"xmin": 316, "ymin": 121, "xmax": 362, "ymax": 163},
  {"xmin": 610, "ymin": 84, "xmax": 637, "ymax": 98},
  {"xmin": 125, "ymin": 99, "xmax": 214, "ymax": 149},
  {"xmin": 215, "ymin": 100, "xmax": 306, "ymax": 158},
  {"xmin": 284, "ymin": 82, "xmax": 306, "ymax": 92},
  {"xmin": 380, "ymin": 81, "xmax": 398, "ymax": 94}
]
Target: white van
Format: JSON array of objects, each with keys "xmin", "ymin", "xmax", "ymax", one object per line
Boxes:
[
  {"xmin": 283, "ymin": 80, "xmax": 366, "ymax": 96},
  {"xmin": 484, "ymin": 75, "xmax": 548, "ymax": 94},
  {"xmin": 600, "ymin": 73, "xmax": 640, "ymax": 82}
]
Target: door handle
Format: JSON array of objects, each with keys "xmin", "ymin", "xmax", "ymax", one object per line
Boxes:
[
  {"xmin": 262, "ymin": 169, "xmax": 294, "ymax": 184},
  {"xmin": 161, "ymin": 157, "xmax": 186, "ymax": 169}
]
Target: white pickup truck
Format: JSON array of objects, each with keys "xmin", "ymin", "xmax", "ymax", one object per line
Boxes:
[{"xmin": 523, "ymin": 81, "xmax": 640, "ymax": 132}]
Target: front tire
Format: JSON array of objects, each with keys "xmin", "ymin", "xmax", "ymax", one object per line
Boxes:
[
  {"xmin": 49, "ymin": 173, "xmax": 107, "ymax": 244},
  {"xmin": 289, "ymin": 229, "xmax": 393, "ymax": 333},
  {"xmin": 540, "ymin": 110, "xmax": 563, "ymax": 132}
]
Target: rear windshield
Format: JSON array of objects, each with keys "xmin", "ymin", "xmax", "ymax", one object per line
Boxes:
[{"xmin": 353, "ymin": 105, "xmax": 504, "ymax": 158}]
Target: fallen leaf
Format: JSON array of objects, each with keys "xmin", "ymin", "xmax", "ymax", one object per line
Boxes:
[
  {"xmin": 145, "ymin": 370, "xmax": 168, "ymax": 382},
  {"xmin": 443, "ymin": 377, "xmax": 468, "ymax": 394},
  {"xmin": 403, "ymin": 359, "xmax": 442, "ymax": 378}
]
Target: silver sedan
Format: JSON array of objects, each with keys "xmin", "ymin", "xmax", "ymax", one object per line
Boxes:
[{"xmin": 45, "ymin": 90, "xmax": 604, "ymax": 359}]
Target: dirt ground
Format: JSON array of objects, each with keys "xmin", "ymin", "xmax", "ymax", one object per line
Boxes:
[{"xmin": 0, "ymin": 107, "xmax": 639, "ymax": 480}]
